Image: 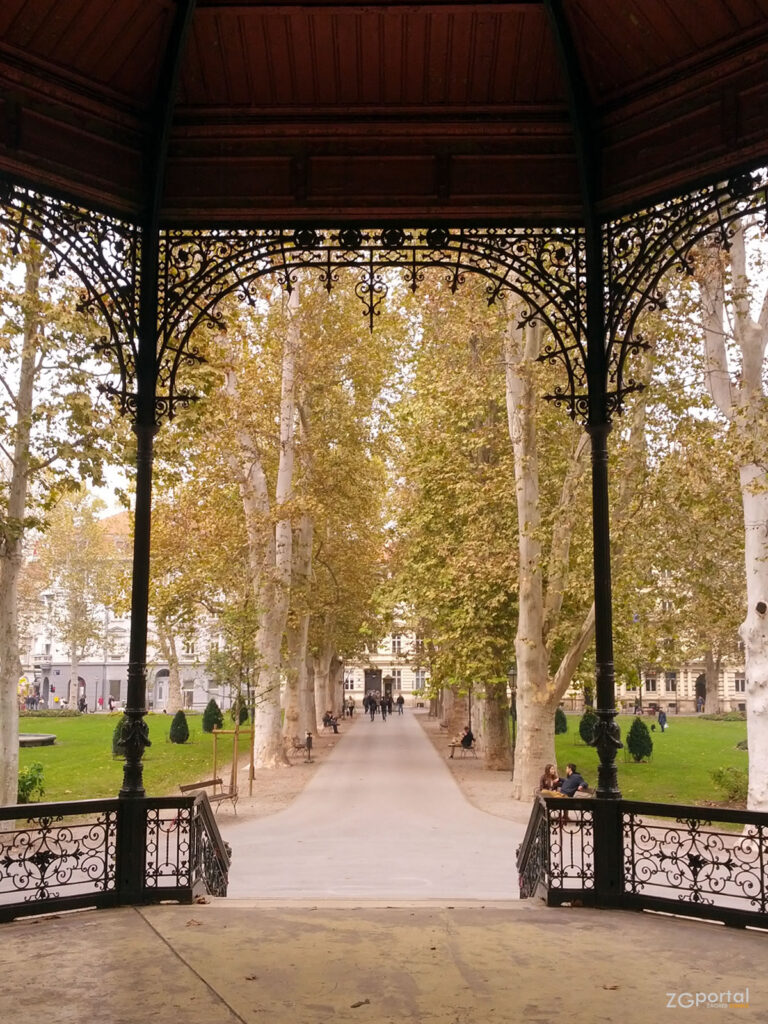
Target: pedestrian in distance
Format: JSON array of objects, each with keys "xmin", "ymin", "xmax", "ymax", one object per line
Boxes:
[
  {"xmin": 658, "ymin": 708, "xmax": 667, "ymax": 732},
  {"xmin": 369, "ymin": 695, "xmax": 377, "ymax": 721},
  {"xmin": 396, "ymin": 694, "xmax": 404, "ymax": 715},
  {"xmin": 381, "ymin": 698, "xmax": 388, "ymax": 721}
]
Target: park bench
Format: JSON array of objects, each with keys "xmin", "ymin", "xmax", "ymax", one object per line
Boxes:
[
  {"xmin": 287, "ymin": 736, "xmax": 310, "ymax": 760},
  {"xmin": 448, "ymin": 740, "xmax": 477, "ymax": 759},
  {"xmin": 179, "ymin": 777, "xmax": 238, "ymax": 815}
]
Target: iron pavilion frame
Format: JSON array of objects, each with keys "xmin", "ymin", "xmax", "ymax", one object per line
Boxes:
[
  {"xmin": 1, "ymin": 0, "xmax": 768, "ymax": 909},
  {"xmin": 2, "ymin": 169, "xmax": 767, "ymax": 773}
]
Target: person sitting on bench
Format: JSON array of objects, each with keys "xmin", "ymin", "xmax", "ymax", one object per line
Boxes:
[
  {"xmin": 559, "ymin": 762, "xmax": 588, "ymax": 797},
  {"xmin": 539, "ymin": 763, "xmax": 561, "ymax": 793},
  {"xmin": 322, "ymin": 711, "xmax": 339, "ymax": 734},
  {"xmin": 449, "ymin": 726, "xmax": 474, "ymax": 758}
]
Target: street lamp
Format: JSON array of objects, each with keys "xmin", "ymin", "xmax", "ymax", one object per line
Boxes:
[{"xmin": 509, "ymin": 664, "xmax": 518, "ymax": 771}]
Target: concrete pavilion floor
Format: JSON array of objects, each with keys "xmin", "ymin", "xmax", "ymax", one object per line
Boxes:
[
  {"xmin": 2, "ymin": 900, "xmax": 766, "ymax": 1023},
  {"xmin": 2, "ymin": 712, "xmax": 766, "ymax": 1023}
]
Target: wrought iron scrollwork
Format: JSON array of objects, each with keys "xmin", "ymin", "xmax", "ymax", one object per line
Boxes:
[
  {"xmin": 0, "ymin": 178, "xmax": 140, "ymax": 417},
  {"xmin": 603, "ymin": 168, "xmax": 768, "ymax": 420},
  {"xmin": 623, "ymin": 810, "xmax": 768, "ymax": 913},
  {"xmin": 161, "ymin": 224, "xmax": 586, "ymax": 379},
  {"xmin": 0, "ymin": 809, "xmax": 117, "ymax": 904}
]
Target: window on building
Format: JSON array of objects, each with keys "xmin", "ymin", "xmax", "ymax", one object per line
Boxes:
[
  {"xmin": 644, "ymin": 673, "xmax": 657, "ymax": 693},
  {"xmin": 393, "ymin": 669, "xmax": 402, "ymax": 690},
  {"xmin": 734, "ymin": 675, "xmax": 746, "ymax": 693},
  {"xmin": 665, "ymin": 672, "xmax": 677, "ymax": 692},
  {"xmin": 414, "ymin": 635, "xmax": 424, "ymax": 654},
  {"xmin": 392, "ymin": 634, "xmax": 402, "ymax": 655},
  {"xmin": 183, "ymin": 639, "xmax": 196, "ymax": 657},
  {"xmin": 414, "ymin": 668, "xmax": 426, "ymax": 689},
  {"xmin": 345, "ymin": 678, "xmax": 355, "ymax": 690}
]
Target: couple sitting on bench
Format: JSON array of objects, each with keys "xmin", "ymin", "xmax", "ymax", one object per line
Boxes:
[{"xmin": 539, "ymin": 762, "xmax": 589, "ymax": 796}]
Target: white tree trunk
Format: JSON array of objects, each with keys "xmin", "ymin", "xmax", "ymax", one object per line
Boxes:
[
  {"xmin": 740, "ymin": 464, "xmax": 768, "ymax": 811},
  {"xmin": 0, "ymin": 245, "xmax": 41, "ymax": 805},
  {"xmin": 283, "ymin": 514, "xmax": 314, "ymax": 739},
  {"xmin": 313, "ymin": 644, "xmax": 333, "ymax": 728},
  {"xmin": 505, "ymin": 319, "xmax": 554, "ymax": 799},
  {"xmin": 69, "ymin": 649, "xmax": 80, "ymax": 709},
  {"xmin": 477, "ymin": 682, "xmax": 512, "ymax": 770},
  {"xmin": 158, "ymin": 630, "xmax": 183, "ymax": 715},
  {"xmin": 703, "ymin": 648, "xmax": 721, "ymax": 716},
  {"xmin": 252, "ymin": 287, "xmax": 300, "ymax": 767},
  {"xmin": 696, "ymin": 223, "xmax": 768, "ymax": 810}
]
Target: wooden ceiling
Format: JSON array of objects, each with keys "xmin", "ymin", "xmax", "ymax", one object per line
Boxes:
[{"xmin": 0, "ymin": 0, "xmax": 767, "ymax": 226}]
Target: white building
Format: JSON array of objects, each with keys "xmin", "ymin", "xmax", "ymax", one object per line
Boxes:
[{"xmin": 343, "ymin": 629, "xmax": 430, "ymax": 706}]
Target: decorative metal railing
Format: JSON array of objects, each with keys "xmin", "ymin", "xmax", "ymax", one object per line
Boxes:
[
  {"xmin": 0, "ymin": 794, "xmax": 230, "ymax": 923},
  {"xmin": 517, "ymin": 796, "xmax": 768, "ymax": 928}
]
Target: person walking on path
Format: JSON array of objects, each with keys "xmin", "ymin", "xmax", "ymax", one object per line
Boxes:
[
  {"xmin": 658, "ymin": 708, "xmax": 667, "ymax": 732},
  {"xmin": 369, "ymin": 695, "xmax": 377, "ymax": 721},
  {"xmin": 381, "ymin": 699, "xmax": 388, "ymax": 721},
  {"xmin": 396, "ymin": 694, "xmax": 404, "ymax": 714}
]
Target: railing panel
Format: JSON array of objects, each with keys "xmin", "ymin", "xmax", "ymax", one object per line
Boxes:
[
  {"xmin": 622, "ymin": 803, "xmax": 768, "ymax": 920},
  {"xmin": 0, "ymin": 800, "xmax": 119, "ymax": 918},
  {"xmin": 145, "ymin": 802, "xmax": 194, "ymax": 891},
  {"xmin": 0, "ymin": 794, "xmax": 230, "ymax": 921},
  {"xmin": 545, "ymin": 800, "xmax": 595, "ymax": 893},
  {"xmin": 519, "ymin": 796, "xmax": 768, "ymax": 927}
]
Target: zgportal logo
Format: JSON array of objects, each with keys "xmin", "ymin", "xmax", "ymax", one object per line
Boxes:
[{"xmin": 667, "ymin": 990, "xmax": 749, "ymax": 1010}]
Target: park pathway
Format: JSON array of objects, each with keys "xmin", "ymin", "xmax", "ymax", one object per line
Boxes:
[{"xmin": 220, "ymin": 709, "xmax": 525, "ymax": 900}]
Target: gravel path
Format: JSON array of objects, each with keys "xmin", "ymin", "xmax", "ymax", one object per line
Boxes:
[{"xmin": 220, "ymin": 709, "xmax": 525, "ymax": 900}]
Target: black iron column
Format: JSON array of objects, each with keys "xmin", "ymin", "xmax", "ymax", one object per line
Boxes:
[
  {"xmin": 116, "ymin": 0, "xmax": 197, "ymax": 903},
  {"xmin": 545, "ymin": 0, "xmax": 622, "ymax": 802}
]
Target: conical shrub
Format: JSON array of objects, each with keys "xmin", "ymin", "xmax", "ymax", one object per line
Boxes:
[
  {"xmin": 626, "ymin": 716, "xmax": 653, "ymax": 762},
  {"xmin": 111, "ymin": 714, "xmax": 127, "ymax": 756},
  {"xmin": 579, "ymin": 707, "xmax": 598, "ymax": 745},
  {"xmin": 169, "ymin": 709, "xmax": 190, "ymax": 744},
  {"xmin": 202, "ymin": 699, "xmax": 224, "ymax": 734},
  {"xmin": 554, "ymin": 707, "xmax": 568, "ymax": 735}
]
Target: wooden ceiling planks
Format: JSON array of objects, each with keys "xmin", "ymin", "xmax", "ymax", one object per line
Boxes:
[{"xmin": 0, "ymin": 0, "xmax": 766, "ymax": 224}]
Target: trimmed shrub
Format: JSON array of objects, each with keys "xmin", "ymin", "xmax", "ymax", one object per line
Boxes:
[
  {"xmin": 554, "ymin": 707, "xmax": 568, "ymax": 735},
  {"xmin": 626, "ymin": 716, "xmax": 653, "ymax": 762},
  {"xmin": 702, "ymin": 711, "xmax": 747, "ymax": 722},
  {"xmin": 17, "ymin": 762, "xmax": 45, "ymax": 803},
  {"xmin": 111, "ymin": 714, "xmax": 127, "ymax": 756},
  {"xmin": 736, "ymin": 738, "xmax": 748, "ymax": 751},
  {"xmin": 710, "ymin": 766, "xmax": 748, "ymax": 804},
  {"xmin": 169, "ymin": 709, "xmax": 190, "ymax": 744},
  {"xmin": 230, "ymin": 695, "xmax": 249, "ymax": 726},
  {"xmin": 579, "ymin": 708, "xmax": 598, "ymax": 745},
  {"xmin": 202, "ymin": 699, "xmax": 224, "ymax": 733}
]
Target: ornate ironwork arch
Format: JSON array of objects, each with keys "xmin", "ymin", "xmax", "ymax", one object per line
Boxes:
[
  {"xmin": 537, "ymin": 168, "xmax": 768, "ymax": 423},
  {"xmin": 159, "ymin": 224, "xmax": 588, "ymax": 413},
  {"xmin": 607, "ymin": 168, "xmax": 768, "ymax": 382},
  {"xmin": 0, "ymin": 180, "xmax": 140, "ymax": 415}
]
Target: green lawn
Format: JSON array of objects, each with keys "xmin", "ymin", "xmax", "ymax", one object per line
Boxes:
[
  {"xmin": 19, "ymin": 713, "xmax": 240, "ymax": 802},
  {"xmin": 19, "ymin": 711, "xmax": 749, "ymax": 808},
  {"xmin": 554, "ymin": 714, "xmax": 748, "ymax": 806}
]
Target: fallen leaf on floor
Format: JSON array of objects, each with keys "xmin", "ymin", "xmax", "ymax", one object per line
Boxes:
[
  {"xmin": 245, "ymin": 976, "xmax": 258, "ymax": 981},
  {"xmin": 186, "ymin": 919, "xmax": 202, "ymax": 927},
  {"xmin": 350, "ymin": 999, "xmax": 370, "ymax": 1009},
  {"xmin": 603, "ymin": 984, "xmax": 619, "ymax": 990},
  {"xmin": 194, "ymin": 896, "xmax": 210, "ymax": 904}
]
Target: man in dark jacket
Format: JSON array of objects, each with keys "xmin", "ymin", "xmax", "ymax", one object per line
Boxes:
[{"xmin": 559, "ymin": 763, "xmax": 588, "ymax": 797}]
